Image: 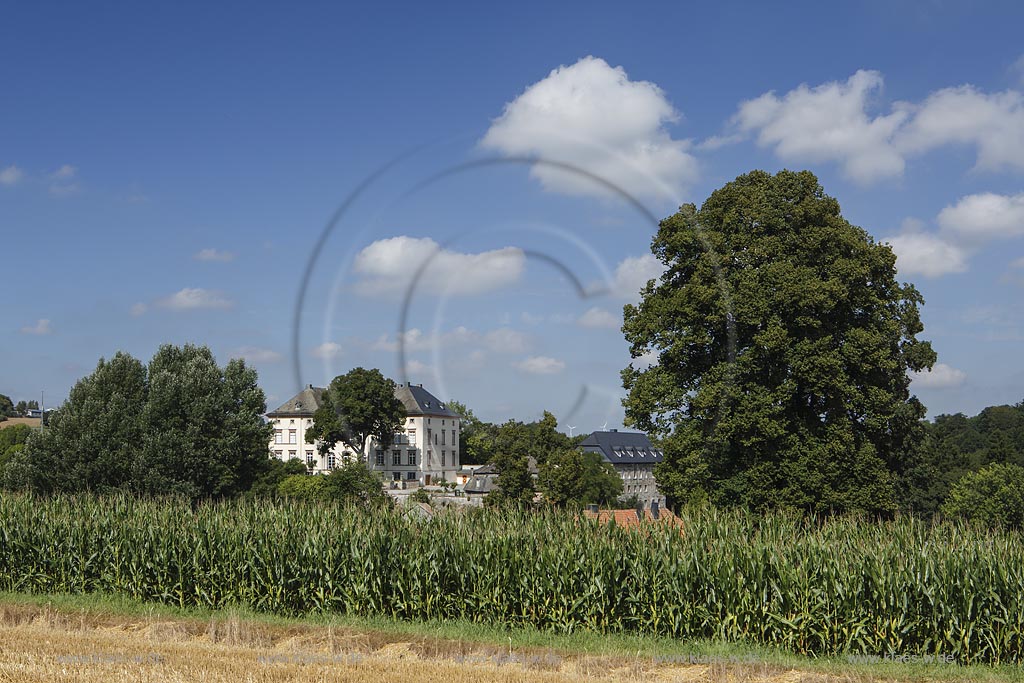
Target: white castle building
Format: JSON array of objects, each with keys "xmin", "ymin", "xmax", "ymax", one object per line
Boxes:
[{"xmin": 267, "ymin": 382, "xmax": 460, "ymax": 485}]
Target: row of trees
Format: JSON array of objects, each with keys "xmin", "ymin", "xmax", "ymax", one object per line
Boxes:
[
  {"xmin": 0, "ymin": 395, "xmax": 39, "ymax": 421},
  {"xmin": 1, "ymin": 355, "xmax": 619, "ymax": 509},
  {"xmin": 1, "ymin": 345, "xmax": 272, "ymax": 499}
]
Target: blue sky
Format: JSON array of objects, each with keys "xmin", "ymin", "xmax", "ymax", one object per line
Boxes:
[{"xmin": 3, "ymin": 1, "xmax": 1024, "ymax": 429}]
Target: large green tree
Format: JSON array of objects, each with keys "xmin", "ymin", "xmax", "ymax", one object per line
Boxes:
[
  {"xmin": 622, "ymin": 170, "xmax": 936, "ymax": 514},
  {"xmin": 5, "ymin": 345, "xmax": 272, "ymax": 498},
  {"xmin": 306, "ymin": 367, "xmax": 406, "ymax": 461},
  {"xmin": 9, "ymin": 352, "xmax": 147, "ymax": 493},
  {"xmin": 538, "ymin": 449, "xmax": 623, "ymax": 508},
  {"xmin": 485, "ymin": 449, "xmax": 536, "ymax": 508}
]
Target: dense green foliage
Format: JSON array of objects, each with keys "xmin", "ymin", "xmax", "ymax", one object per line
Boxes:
[
  {"xmin": 903, "ymin": 403, "xmax": 1024, "ymax": 515},
  {"xmin": 481, "ymin": 412, "xmax": 579, "ymax": 507},
  {"xmin": 307, "ymin": 368, "xmax": 406, "ymax": 459},
  {"xmin": 2, "ymin": 493, "xmax": 1023, "ymax": 663},
  {"xmin": 1, "ymin": 345, "xmax": 271, "ymax": 499},
  {"xmin": 444, "ymin": 400, "xmax": 488, "ymax": 465},
  {"xmin": 538, "ymin": 449, "xmax": 623, "ymax": 507},
  {"xmin": 0, "ymin": 425, "xmax": 32, "ymax": 471},
  {"xmin": 248, "ymin": 457, "xmax": 308, "ymax": 498},
  {"xmin": 623, "ymin": 170, "xmax": 936, "ymax": 515},
  {"xmin": 0, "ymin": 394, "xmax": 14, "ymax": 419},
  {"xmin": 941, "ymin": 463, "xmax": 1024, "ymax": 528}
]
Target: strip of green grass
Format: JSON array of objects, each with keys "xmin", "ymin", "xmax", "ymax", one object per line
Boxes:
[{"xmin": 1, "ymin": 590, "xmax": 1022, "ymax": 682}]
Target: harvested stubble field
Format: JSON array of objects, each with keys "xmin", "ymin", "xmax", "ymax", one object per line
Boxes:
[{"xmin": 0, "ymin": 599, "xmax": 930, "ymax": 683}]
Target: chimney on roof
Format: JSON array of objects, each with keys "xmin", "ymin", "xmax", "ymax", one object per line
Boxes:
[
  {"xmin": 610, "ymin": 428, "xmax": 618, "ymax": 432},
  {"xmin": 418, "ymin": 383, "xmax": 423, "ymax": 387},
  {"xmin": 308, "ymin": 384, "xmax": 313, "ymax": 389},
  {"xmin": 587, "ymin": 504, "xmax": 598, "ymax": 514},
  {"xmin": 651, "ymin": 501, "xmax": 660, "ymax": 520}
]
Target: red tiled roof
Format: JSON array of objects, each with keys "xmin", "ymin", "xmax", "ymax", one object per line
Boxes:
[{"xmin": 582, "ymin": 508, "xmax": 684, "ymax": 530}]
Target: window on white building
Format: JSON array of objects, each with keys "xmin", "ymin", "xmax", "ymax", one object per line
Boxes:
[
  {"xmin": 406, "ymin": 471, "xmax": 416, "ymax": 480},
  {"xmin": 327, "ymin": 454, "xmax": 337, "ymax": 470},
  {"xmin": 275, "ymin": 430, "xmax": 283, "ymax": 444},
  {"xmin": 441, "ymin": 450, "xmax": 446, "ymax": 466},
  {"xmin": 274, "ymin": 450, "xmax": 282, "ymax": 458},
  {"xmin": 408, "ymin": 451, "xmax": 417, "ymax": 466},
  {"xmin": 288, "ymin": 430, "xmax": 297, "ymax": 444},
  {"xmin": 392, "ymin": 450, "xmax": 401, "ymax": 466},
  {"xmin": 408, "ymin": 428, "xmax": 416, "ymax": 441},
  {"xmin": 375, "ymin": 450, "xmax": 385, "ymax": 466},
  {"xmin": 441, "ymin": 430, "xmax": 445, "ymax": 445},
  {"xmin": 305, "ymin": 451, "xmax": 315, "ymax": 467}
]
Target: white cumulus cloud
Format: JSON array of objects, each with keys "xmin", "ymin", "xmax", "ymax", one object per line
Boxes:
[
  {"xmin": 732, "ymin": 70, "xmax": 908, "ymax": 184},
  {"xmin": 484, "ymin": 327, "xmax": 530, "ymax": 353},
  {"xmin": 612, "ymin": 253, "xmax": 666, "ymax": 301},
  {"xmin": 194, "ymin": 248, "xmax": 236, "ymax": 262},
  {"xmin": 371, "ymin": 325, "xmax": 528, "ymax": 355},
  {"xmin": 911, "ymin": 363, "xmax": 967, "ymax": 389},
  {"xmin": 577, "ymin": 306, "xmax": 620, "ymax": 329},
  {"xmin": 49, "ymin": 164, "xmax": 76, "ymax": 180},
  {"xmin": 516, "ymin": 355, "xmax": 565, "ymax": 375},
  {"xmin": 936, "ymin": 192, "xmax": 1024, "ymax": 244},
  {"xmin": 157, "ymin": 288, "xmax": 233, "ymax": 311},
  {"xmin": 882, "ymin": 231, "xmax": 968, "ymax": 278},
  {"xmin": 230, "ymin": 347, "xmax": 282, "ymax": 364},
  {"xmin": 721, "ymin": 71, "xmax": 1024, "ymax": 183},
  {"xmin": 310, "ymin": 342, "xmax": 343, "ymax": 359},
  {"xmin": 353, "ymin": 236, "xmax": 524, "ymax": 297},
  {"xmin": 0, "ymin": 165, "xmax": 23, "ymax": 185},
  {"xmin": 481, "ymin": 56, "xmax": 697, "ymax": 199},
  {"xmin": 897, "ymin": 86, "xmax": 1024, "ymax": 173},
  {"xmin": 20, "ymin": 319, "xmax": 52, "ymax": 335}
]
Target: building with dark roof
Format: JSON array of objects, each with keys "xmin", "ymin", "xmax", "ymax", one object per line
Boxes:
[
  {"xmin": 579, "ymin": 429, "xmax": 664, "ymax": 507},
  {"xmin": 267, "ymin": 381, "xmax": 461, "ymax": 485}
]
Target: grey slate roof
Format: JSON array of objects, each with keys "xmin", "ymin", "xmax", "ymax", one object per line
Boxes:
[
  {"xmin": 394, "ymin": 382, "xmax": 459, "ymax": 417},
  {"xmin": 580, "ymin": 430, "xmax": 664, "ymax": 465},
  {"xmin": 267, "ymin": 385, "xmax": 325, "ymax": 417},
  {"xmin": 267, "ymin": 381, "xmax": 461, "ymax": 419}
]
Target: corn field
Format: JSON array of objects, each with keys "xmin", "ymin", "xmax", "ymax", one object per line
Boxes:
[{"xmin": 1, "ymin": 494, "xmax": 1022, "ymax": 664}]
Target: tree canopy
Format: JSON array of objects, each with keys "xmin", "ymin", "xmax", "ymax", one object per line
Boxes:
[
  {"xmin": 538, "ymin": 448, "xmax": 623, "ymax": 508},
  {"xmin": 902, "ymin": 401, "xmax": 1024, "ymax": 515},
  {"xmin": 622, "ymin": 170, "xmax": 936, "ymax": 515},
  {"xmin": 278, "ymin": 460, "xmax": 388, "ymax": 506},
  {"xmin": 3, "ymin": 345, "xmax": 272, "ymax": 499},
  {"xmin": 941, "ymin": 463, "xmax": 1024, "ymax": 528},
  {"xmin": 0, "ymin": 394, "xmax": 14, "ymax": 420},
  {"xmin": 306, "ymin": 368, "xmax": 406, "ymax": 460}
]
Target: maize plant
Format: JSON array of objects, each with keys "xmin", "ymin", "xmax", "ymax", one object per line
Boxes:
[{"xmin": 0, "ymin": 493, "xmax": 1022, "ymax": 664}]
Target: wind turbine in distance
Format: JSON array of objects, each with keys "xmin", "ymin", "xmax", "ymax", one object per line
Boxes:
[
  {"xmin": 600, "ymin": 422, "xmax": 608, "ymax": 431},
  {"xmin": 567, "ymin": 425, "xmax": 576, "ymax": 437}
]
